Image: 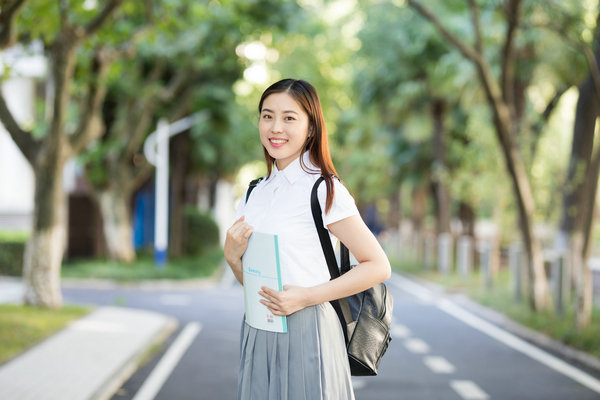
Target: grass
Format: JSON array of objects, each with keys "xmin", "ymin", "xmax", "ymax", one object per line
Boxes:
[
  {"xmin": 0, "ymin": 231, "xmax": 29, "ymax": 241},
  {"xmin": 62, "ymin": 246, "xmax": 224, "ymax": 282},
  {"xmin": 0, "ymin": 304, "xmax": 90, "ymax": 365},
  {"xmin": 391, "ymin": 254, "xmax": 600, "ymax": 360}
]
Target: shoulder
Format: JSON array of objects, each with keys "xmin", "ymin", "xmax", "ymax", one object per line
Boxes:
[
  {"xmin": 319, "ymin": 178, "xmax": 359, "ymax": 225},
  {"xmin": 312, "ymin": 175, "xmax": 353, "ymax": 196}
]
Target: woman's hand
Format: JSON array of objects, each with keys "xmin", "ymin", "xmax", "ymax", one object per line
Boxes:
[
  {"xmin": 224, "ymin": 216, "xmax": 253, "ymax": 284},
  {"xmin": 259, "ymin": 285, "xmax": 311, "ymax": 316}
]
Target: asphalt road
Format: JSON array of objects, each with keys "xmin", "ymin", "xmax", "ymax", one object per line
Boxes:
[{"xmin": 62, "ymin": 273, "xmax": 600, "ymax": 400}]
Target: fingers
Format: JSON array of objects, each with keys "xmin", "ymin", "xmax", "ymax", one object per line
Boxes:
[
  {"xmin": 260, "ymin": 299, "xmax": 283, "ymax": 315},
  {"xmin": 224, "ymin": 217, "xmax": 254, "ymax": 262},
  {"xmin": 260, "ymin": 286, "xmax": 278, "ymax": 298},
  {"xmin": 227, "ymin": 218, "xmax": 253, "ymax": 242},
  {"xmin": 259, "ymin": 287, "xmax": 282, "ymax": 314}
]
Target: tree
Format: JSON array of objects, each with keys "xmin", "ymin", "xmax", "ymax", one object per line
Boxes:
[
  {"xmin": 81, "ymin": 0, "xmax": 299, "ymax": 261},
  {"xmin": 0, "ymin": 1, "xmax": 147, "ymax": 308},
  {"xmin": 554, "ymin": 7, "xmax": 600, "ymax": 329},
  {"xmin": 348, "ymin": 0, "xmax": 488, "ymax": 237},
  {"xmin": 407, "ymin": 0, "xmax": 555, "ymax": 311},
  {"xmin": 0, "ymin": 0, "xmax": 28, "ymax": 49}
]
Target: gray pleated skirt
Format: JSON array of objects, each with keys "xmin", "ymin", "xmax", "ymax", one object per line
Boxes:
[{"xmin": 238, "ymin": 302, "xmax": 355, "ymax": 400}]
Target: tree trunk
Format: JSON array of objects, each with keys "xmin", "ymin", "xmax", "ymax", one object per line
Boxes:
[
  {"xmin": 431, "ymin": 99, "xmax": 451, "ymax": 235},
  {"xmin": 458, "ymin": 202, "xmax": 475, "ymax": 237},
  {"xmin": 557, "ymin": 46, "xmax": 600, "ymax": 327},
  {"xmin": 23, "ymin": 156, "xmax": 66, "ymax": 308},
  {"xmin": 499, "ymin": 109, "xmax": 550, "ymax": 311},
  {"xmin": 474, "ymin": 61, "xmax": 551, "ymax": 311},
  {"xmin": 388, "ymin": 188, "xmax": 402, "ymax": 231},
  {"xmin": 560, "ymin": 78, "xmax": 598, "ymax": 236},
  {"xmin": 96, "ymin": 188, "xmax": 135, "ymax": 262},
  {"xmin": 169, "ymin": 134, "xmax": 190, "ymax": 258},
  {"xmin": 412, "ymin": 184, "xmax": 427, "ymax": 235}
]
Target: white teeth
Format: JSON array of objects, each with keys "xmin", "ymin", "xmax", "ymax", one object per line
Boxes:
[{"xmin": 271, "ymin": 139, "xmax": 286, "ymax": 144}]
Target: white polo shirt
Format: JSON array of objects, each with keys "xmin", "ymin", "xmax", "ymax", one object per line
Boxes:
[{"xmin": 235, "ymin": 152, "xmax": 359, "ymax": 288}]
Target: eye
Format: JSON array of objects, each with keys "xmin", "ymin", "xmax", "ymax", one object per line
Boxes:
[
  {"xmin": 285, "ymin": 116, "xmax": 296, "ymax": 121},
  {"xmin": 261, "ymin": 114, "xmax": 272, "ymax": 119}
]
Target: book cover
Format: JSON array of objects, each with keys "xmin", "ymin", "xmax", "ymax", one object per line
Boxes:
[{"xmin": 242, "ymin": 231, "xmax": 288, "ymax": 333}]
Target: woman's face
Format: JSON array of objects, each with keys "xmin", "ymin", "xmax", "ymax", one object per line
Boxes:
[{"xmin": 259, "ymin": 92, "xmax": 310, "ymax": 170}]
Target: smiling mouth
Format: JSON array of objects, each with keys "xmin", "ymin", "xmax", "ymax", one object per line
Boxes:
[{"xmin": 269, "ymin": 138, "xmax": 288, "ymax": 146}]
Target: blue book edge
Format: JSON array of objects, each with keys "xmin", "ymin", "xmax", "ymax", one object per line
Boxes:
[{"xmin": 274, "ymin": 235, "xmax": 288, "ymax": 333}]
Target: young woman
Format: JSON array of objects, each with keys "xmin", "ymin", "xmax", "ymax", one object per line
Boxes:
[{"xmin": 224, "ymin": 79, "xmax": 391, "ymax": 399}]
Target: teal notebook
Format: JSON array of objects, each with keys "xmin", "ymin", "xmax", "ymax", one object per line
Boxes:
[{"xmin": 242, "ymin": 232, "xmax": 288, "ymax": 333}]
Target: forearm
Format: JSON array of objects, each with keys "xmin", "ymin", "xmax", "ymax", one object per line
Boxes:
[
  {"xmin": 305, "ymin": 259, "xmax": 390, "ymax": 307},
  {"xmin": 226, "ymin": 256, "xmax": 244, "ymax": 285}
]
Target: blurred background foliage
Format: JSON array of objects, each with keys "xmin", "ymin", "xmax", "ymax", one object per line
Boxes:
[
  {"xmin": 2, "ymin": 0, "xmax": 599, "ymax": 259},
  {"xmin": 2, "ymin": 0, "xmax": 600, "ymax": 315}
]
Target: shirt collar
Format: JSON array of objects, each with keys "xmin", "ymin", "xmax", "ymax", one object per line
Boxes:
[{"xmin": 267, "ymin": 152, "xmax": 317, "ymax": 185}]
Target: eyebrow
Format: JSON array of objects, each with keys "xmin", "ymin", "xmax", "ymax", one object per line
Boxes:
[{"xmin": 261, "ymin": 108, "xmax": 299, "ymax": 115}]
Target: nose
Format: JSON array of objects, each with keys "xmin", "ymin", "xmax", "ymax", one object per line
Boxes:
[{"xmin": 271, "ymin": 118, "xmax": 283, "ymax": 133}]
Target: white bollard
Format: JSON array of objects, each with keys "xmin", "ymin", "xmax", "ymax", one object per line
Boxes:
[
  {"xmin": 423, "ymin": 235, "xmax": 434, "ymax": 270},
  {"xmin": 457, "ymin": 235, "xmax": 473, "ymax": 278},
  {"xmin": 478, "ymin": 241, "xmax": 492, "ymax": 288},
  {"xmin": 551, "ymin": 251, "xmax": 568, "ymax": 315},
  {"xmin": 508, "ymin": 242, "xmax": 522, "ymax": 302},
  {"xmin": 438, "ymin": 233, "xmax": 452, "ymax": 275}
]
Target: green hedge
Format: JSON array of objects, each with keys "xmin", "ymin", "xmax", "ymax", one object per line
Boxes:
[
  {"xmin": 183, "ymin": 207, "xmax": 220, "ymax": 256},
  {"xmin": 0, "ymin": 235, "xmax": 27, "ymax": 276}
]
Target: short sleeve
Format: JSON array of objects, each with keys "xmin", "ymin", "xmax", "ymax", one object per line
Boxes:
[
  {"xmin": 233, "ymin": 196, "xmax": 245, "ymax": 220},
  {"xmin": 318, "ymin": 179, "xmax": 359, "ymax": 226},
  {"xmin": 234, "ymin": 185, "xmax": 252, "ymax": 220}
]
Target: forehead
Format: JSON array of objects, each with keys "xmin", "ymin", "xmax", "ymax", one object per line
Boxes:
[{"xmin": 261, "ymin": 92, "xmax": 305, "ymax": 114}]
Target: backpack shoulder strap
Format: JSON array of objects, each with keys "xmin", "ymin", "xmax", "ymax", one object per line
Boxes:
[
  {"xmin": 245, "ymin": 177, "xmax": 263, "ymax": 204},
  {"xmin": 310, "ymin": 177, "xmax": 352, "ymax": 276},
  {"xmin": 310, "ymin": 177, "xmax": 340, "ymax": 279},
  {"xmin": 311, "ymin": 177, "xmax": 353, "ymax": 339}
]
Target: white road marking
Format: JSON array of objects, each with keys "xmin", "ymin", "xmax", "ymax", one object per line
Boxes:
[
  {"xmin": 424, "ymin": 356, "xmax": 456, "ymax": 374},
  {"xmin": 158, "ymin": 294, "xmax": 192, "ymax": 306},
  {"xmin": 450, "ymin": 380, "xmax": 489, "ymax": 399},
  {"xmin": 391, "ymin": 323, "xmax": 411, "ymax": 339},
  {"xmin": 390, "ymin": 274, "xmax": 434, "ymax": 303},
  {"xmin": 132, "ymin": 322, "xmax": 202, "ymax": 400},
  {"xmin": 404, "ymin": 338, "xmax": 430, "ymax": 354},
  {"xmin": 391, "ymin": 274, "xmax": 600, "ymax": 394},
  {"xmin": 438, "ymin": 299, "xmax": 600, "ymax": 394}
]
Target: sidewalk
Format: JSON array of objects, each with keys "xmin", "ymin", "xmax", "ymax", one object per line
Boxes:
[{"xmin": 0, "ymin": 279, "xmax": 178, "ymax": 400}]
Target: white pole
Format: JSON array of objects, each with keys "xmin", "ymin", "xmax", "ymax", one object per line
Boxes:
[
  {"xmin": 143, "ymin": 111, "xmax": 208, "ymax": 267},
  {"xmin": 154, "ymin": 118, "xmax": 169, "ymax": 266}
]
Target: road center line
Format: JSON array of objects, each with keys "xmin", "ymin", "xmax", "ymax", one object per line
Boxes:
[
  {"xmin": 424, "ymin": 356, "xmax": 456, "ymax": 374},
  {"xmin": 391, "ymin": 323, "xmax": 411, "ymax": 339},
  {"xmin": 450, "ymin": 380, "xmax": 489, "ymax": 400},
  {"xmin": 391, "ymin": 274, "xmax": 600, "ymax": 394},
  {"xmin": 404, "ymin": 338, "xmax": 430, "ymax": 354},
  {"xmin": 132, "ymin": 322, "xmax": 202, "ymax": 400}
]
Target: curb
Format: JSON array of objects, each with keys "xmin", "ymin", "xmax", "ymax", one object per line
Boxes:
[
  {"xmin": 60, "ymin": 276, "xmax": 220, "ymax": 291},
  {"xmin": 399, "ymin": 273, "xmax": 600, "ymax": 375},
  {"xmin": 92, "ymin": 312, "xmax": 179, "ymax": 400},
  {"xmin": 1, "ymin": 264, "xmax": 226, "ymax": 293}
]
